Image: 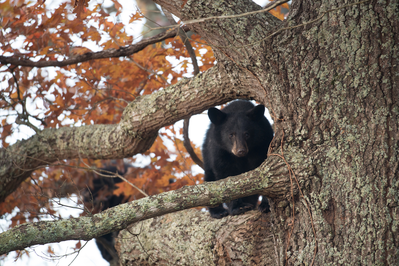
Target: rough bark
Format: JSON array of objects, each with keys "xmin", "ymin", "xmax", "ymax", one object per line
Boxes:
[
  {"xmin": 117, "ymin": 210, "xmax": 281, "ymax": 266},
  {"xmin": 1, "ymin": 0, "xmax": 398, "ymax": 264},
  {"xmin": 116, "ymin": 0, "xmax": 399, "ymax": 265},
  {"xmin": 1, "ymin": 154, "xmax": 307, "ymax": 254}
]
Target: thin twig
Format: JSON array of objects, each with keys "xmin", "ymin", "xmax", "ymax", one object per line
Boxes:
[
  {"xmin": 182, "ymin": 118, "xmax": 204, "ymax": 169},
  {"xmin": 78, "ymin": 158, "xmax": 149, "ymax": 198},
  {"xmin": 92, "ymin": 168, "xmax": 149, "ymax": 198},
  {"xmin": 129, "ymin": 58, "xmax": 169, "ymax": 85},
  {"xmin": 161, "ymin": 8, "xmax": 200, "ymax": 76},
  {"xmin": 0, "ymin": 26, "xmax": 189, "ymax": 68},
  {"xmin": 178, "ymin": 0, "xmax": 370, "ymax": 50},
  {"xmin": 8, "ymin": 67, "xmax": 42, "ymax": 133},
  {"xmin": 155, "ymin": 0, "xmax": 290, "ymax": 28},
  {"xmin": 162, "ymin": 7, "xmax": 204, "ymax": 169}
]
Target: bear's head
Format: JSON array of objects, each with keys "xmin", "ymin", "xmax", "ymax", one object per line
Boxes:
[{"xmin": 208, "ymin": 103, "xmax": 266, "ymax": 157}]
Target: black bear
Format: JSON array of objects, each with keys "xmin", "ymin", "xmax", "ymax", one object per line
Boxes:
[
  {"xmin": 83, "ymin": 165, "xmax": 127, "ymax": 264},
  {"xmin": 202, "ymin": 100, "xmax": 274, "ymax": 219},
  {"xmin": 84, "ymin": 164, "xmax": 176, "ymax": 262}
]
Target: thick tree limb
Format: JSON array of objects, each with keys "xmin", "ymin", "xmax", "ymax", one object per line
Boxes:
[
  {"xmin": 0, "ymin": 152, "xmax": 313, "ymax": 255},
  {"xmin": 0, "ymin": 65, "xmax": 257, "ymax": 203},
  {"xmin": 0, "ymin": 26, "xmax": 189, "ymax": 68},
  {"xmin": 117, "ymin": 210, "xmax": 278, "ymax": 265}
]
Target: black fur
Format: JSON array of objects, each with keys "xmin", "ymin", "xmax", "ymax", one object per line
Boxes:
[
  {"xmin": 83, "ymin": 165, "xmax": 126, "ymax": 263},
  {"xmin": 202, "ymin": 100, "xmax": 274, "ymax": 219}
]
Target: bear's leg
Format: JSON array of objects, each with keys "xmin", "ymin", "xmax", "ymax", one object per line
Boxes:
[
  {"xmin": 228, "ymin": 195, "xmax": 258, "ymax": 216},
  {"xmin": 208, "ymin": 204, "xmax": 229, "ymax": 219},
  {"xmin": 258, "ymin": 197, "xmax": 271, "ymax": 213}
]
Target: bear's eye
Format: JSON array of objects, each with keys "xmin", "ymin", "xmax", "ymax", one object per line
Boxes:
[
  {"xmin": 244, "ymin": 132, "xmax": 250, "ymax": 139},
  {"xmin": 229, "ymin": 133, "xmax": 235, "ymax": 139}
]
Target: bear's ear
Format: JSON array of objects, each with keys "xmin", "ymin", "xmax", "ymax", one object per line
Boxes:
[
  {"xmin": 246, "ymin": 105, "xmax": 265, "ymax": 121},
  {"xmin": 208, "ymin": 107, "xmax": 226, "ymax": 125}
]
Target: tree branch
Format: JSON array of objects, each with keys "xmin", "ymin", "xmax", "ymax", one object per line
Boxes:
[
  {"xmin": 0, "ymin": 153, "xmax": 307, "ymax": 255},
  {"xmin": 183, "ymin": 117, "xmax": 204, "ymax": 169},
  {"xmin": 0, "ymin": 26, "xmax": 189, "ymax": 68},
  {"xmin": 161, "ymin": 8, "xmax": 204, "ymax": 169},
  {"xmin": 0, "ymin": 65, "xmax": 255, "ymax": 203}
]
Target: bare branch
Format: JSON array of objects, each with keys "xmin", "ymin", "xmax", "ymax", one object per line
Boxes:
[
  {"xmin": 183, "ymin": 117, "xmax": 204, "ymax": 170},
  {"xmin": 0, "ymin": 26, "xmax": 189, "ymax": 68},
  {"xmin": 161, "ymin": 8, "xmax": 200, "ymax": 75},
  {"xmin": 162, "ymin": 8, "xmax": 203, "ymax": 169}
]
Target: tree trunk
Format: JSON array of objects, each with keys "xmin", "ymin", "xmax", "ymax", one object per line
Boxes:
[
  {"xmin": 117, "ymin": 0, "xmax": 399, "ymax": 264},
  {"xmin": 0, "ymin": 0, "xmax": 397, "ymax": 264},
  {"xmin": 116, "ymin": 210, "xmax": 280, "ymax": 266}
]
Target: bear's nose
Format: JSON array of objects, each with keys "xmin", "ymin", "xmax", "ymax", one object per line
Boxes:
[{"xmin": 236, "ymin": 149, "xmax": 247, "ymax": 157}]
